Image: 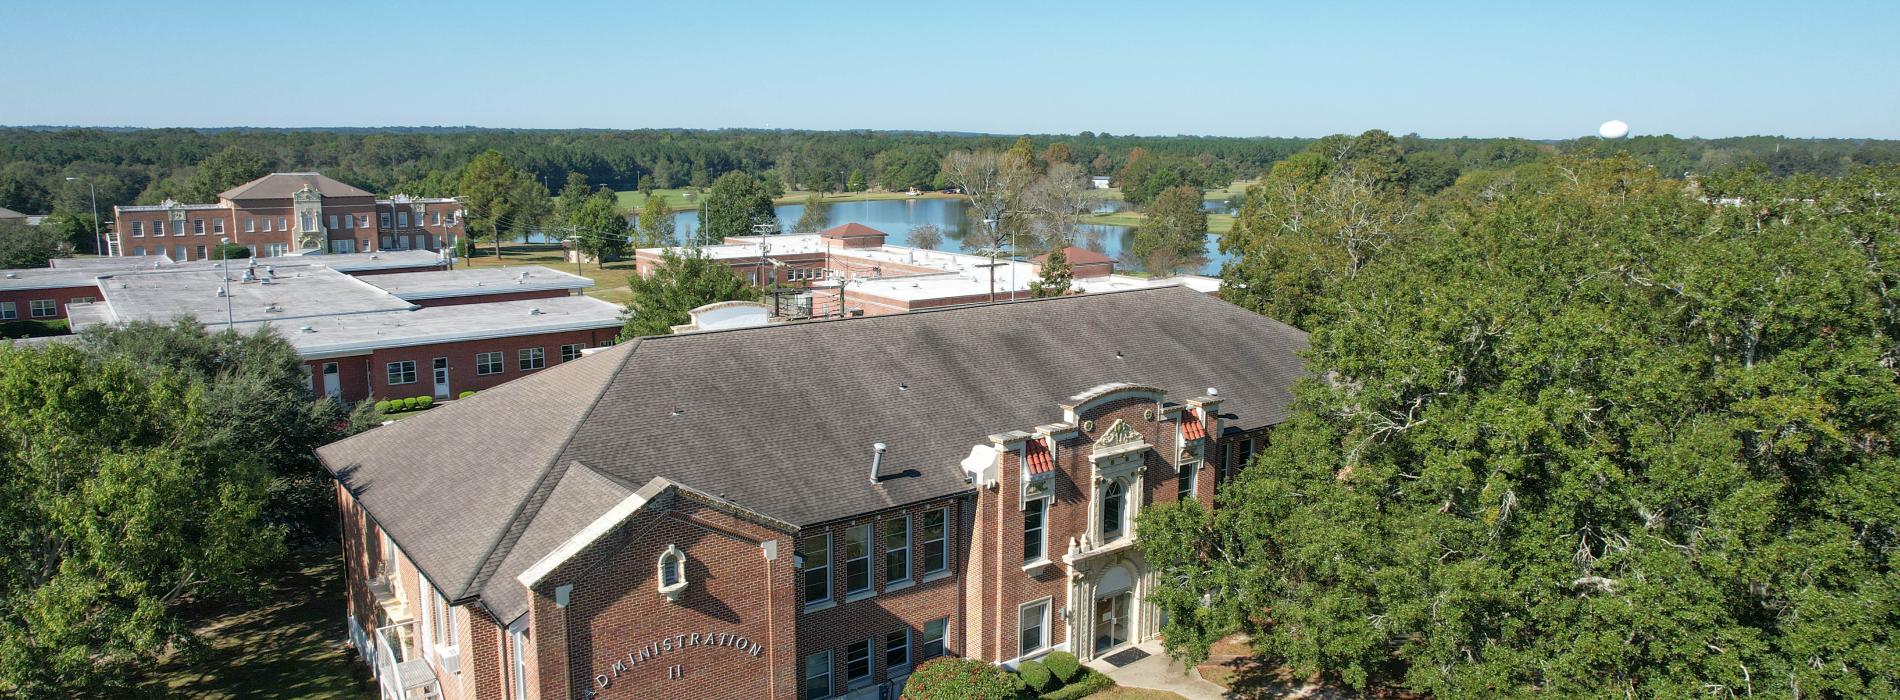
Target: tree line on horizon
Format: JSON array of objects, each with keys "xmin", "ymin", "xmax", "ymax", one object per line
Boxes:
[{"xmin": 4, "ymin": 126, "xmax": 1899, "ymax": 253}]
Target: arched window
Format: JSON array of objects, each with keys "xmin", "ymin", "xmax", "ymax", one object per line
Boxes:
[
  {"xmin": 1101, "ymin": 481, "xmax": 1126, "ymax": 540},
  {"xmin": 657, "ymin": 544, "xmax": 687, "ymax": 602}
]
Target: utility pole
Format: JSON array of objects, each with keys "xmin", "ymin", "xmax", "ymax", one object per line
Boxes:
[{"xmin": 219, "ymin": 236, "xmax": 233, "ymax": 329}]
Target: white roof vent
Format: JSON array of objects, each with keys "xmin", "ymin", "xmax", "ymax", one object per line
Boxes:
[
  {"xmin": 216, "ymin": 286, "xmax": 227, "ymax": 297},
  {"xmin": 3, "ymin": 272, "xmax": 15, "ymax": 279},
  {"xmin": 298, "ymin": 325, "xmax": 315, "ymax": 333},
  {"xmin": 529, "ymin": 307, "xmax": 542, "ymax": 315}
]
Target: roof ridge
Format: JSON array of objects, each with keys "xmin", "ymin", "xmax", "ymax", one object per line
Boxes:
[
  {"xmin": 455, "ymin": 336, "xmax": 643, "ymax": 602},
  {"xmin": 629, "ymin": 284, "xmax": 1190, "ymax": 344}
]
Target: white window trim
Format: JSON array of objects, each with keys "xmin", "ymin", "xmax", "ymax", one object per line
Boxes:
[
  {"xmin": 845, "ymin": 638, "xmax": 874, "ymax": 689},
  {"xmin": 801, "ymin": 532, "xmax": 832, "ymax": 612},
  {"xmin": 883, "ymin": 517, "xmax": 911, "ymax": 591},
  {"xmin": 388, "ymin": 360, "xmax": 417, "ymax": 386},
  {"xmin": 508, "ymin": 617, "xmax": 530, "ymax": 699},
  {"xmin": 884, "ymin": 628, "xmax": 911, "ymax": 676},
  {"xmin": 658, "ymin": 543, "xmax": 687, "ymax": 602},
  {"xmin": 920, "ymin": 617, "xmax": 948, "ymax": 659},
  {"xmin": 0, "ymin": 301, "xmax": 16, "ymax": 320},
  {"xmin": 1017, "ymin": 597, "xmax": 1052, "ymax": 659},
  {"xmin": 843, "ymin": 524, "xmax": 873, "ymax": 601},
  {"xmin": 476, "ymin": 351, "xmax": 505, "ymax": 376},
  {"xmin": 1022, "ymin": 496, "xmax": 1049, "ymax": 569},
  {"xmin": 920, "ymin": 507, "xmax": 949, "ymax": 581},
  {"xmin": 803, "ymin": 649, "xmax": 834, "ymax": 700}
]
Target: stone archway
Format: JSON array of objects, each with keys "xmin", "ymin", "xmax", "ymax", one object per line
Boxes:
[{"xmin": 1067, "ymin": 555, "xmax": 1154, "ymax": 662}]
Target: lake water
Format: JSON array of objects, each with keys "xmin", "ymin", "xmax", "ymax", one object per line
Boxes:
[{"xmin": 654, "ymin": 198, "xmax": 1229, "ymax": 275}]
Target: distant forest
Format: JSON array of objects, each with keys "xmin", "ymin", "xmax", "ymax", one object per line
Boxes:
[{"xmin": 3, "ymin": 126, "xmax": 1898, "ymax": 221}]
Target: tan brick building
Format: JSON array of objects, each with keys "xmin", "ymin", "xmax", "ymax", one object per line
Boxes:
[
  {"xmin": 110, "ymin": 172, "xmax": 465, "ymax": 259},
  {"xmin": 320, "ymin": 287, "xmax": 1306, "ymax": 700}
]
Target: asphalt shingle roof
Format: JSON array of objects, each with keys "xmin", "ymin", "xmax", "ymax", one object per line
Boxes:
[
  {"xmin": 219, "ymin": 172, "xmax": 375, "ymax": 200},
  {"xmin": 317, "ymin": 285, "xmax": 1308, "ymax": 620}
]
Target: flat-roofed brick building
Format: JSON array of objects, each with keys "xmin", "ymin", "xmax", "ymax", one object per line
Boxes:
[
  {"xmin": 319, "ymin": 287, "xmax": 1307, "ymax": 700},
  {"xmin": 110, "ymin": 173, "xmax": 465, "ymax": 259}
]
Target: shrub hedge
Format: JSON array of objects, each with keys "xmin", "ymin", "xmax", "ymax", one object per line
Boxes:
[
  {"xmin": 1042, "ymin": 651, "xmax": 1080, "ymax": 685},
  {"xmin": 375, "ymin": 396, "xmax": 439, "ymax": 414},
  {"xmin": 1037, "ymin": 668, "xmax": 1113, "ymax": 700},
  {"xmin": 1017, "ymin": 660, "xmax": 1053, "ymax": 694}
]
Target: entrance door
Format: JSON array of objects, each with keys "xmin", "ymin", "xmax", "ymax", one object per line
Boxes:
[
  {"xmin": 1094, "ymin": 591, "xmax": 1131, "ymax": 654},
  {"xmin": 321, "ymin": 362, "xmax": 340, "ymax": 399},
  {"xmin": 432, "ymin": 358, "xmax": 450, "ymax": 399}
]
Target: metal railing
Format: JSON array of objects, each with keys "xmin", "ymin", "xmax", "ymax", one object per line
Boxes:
[{"xmin": 375, "ymin": 619, "xmax": 439, "ymax": 700}]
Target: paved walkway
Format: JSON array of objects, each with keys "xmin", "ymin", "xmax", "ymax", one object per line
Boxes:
[{"xmin": 1086, "ymin": 640, "xmax": 1228, "ymax": 700}]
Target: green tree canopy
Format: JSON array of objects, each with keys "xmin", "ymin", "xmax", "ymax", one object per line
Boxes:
[
  {"xmin": 569, "ymin": 194, "xmax": 630, "ymax": 268},
  {"xmin": 637, "ymin": 192, "xmax": 676, "ymax": 247},
  {"xmin": 1128, "ymin": 185, "xmax": 1207, "ymax": 275},
  {"xmin": 792, "ymin": 193, "xmax": 830, "ymax": 233},
  {"xmin": 618, "ymin": 248, "xmax": 760, "ymax": 338},
  {"xmin": 1028, "ymin": 243, "xmax": 1072, "ymax": 298},
  {"xmin": 696, "ymin": 172, "xmax": 776, "ymax": 244},
  {"xmin": 184, "ymin": 145, "xmax": 270, "ymax": 202},
  {"xmin": 0, "ymin": 219, "xmax": 72, "ymax": 268},
  {"xmin": 1144, "ymin": 157, "xmax": 1900, "ymax": 698},
  {"xmin": 0, "ymin": 320, "xmax": 342, "ymax": 696}
]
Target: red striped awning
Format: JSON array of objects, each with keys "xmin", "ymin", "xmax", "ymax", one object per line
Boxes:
[
  {"xmin": 1023, "ymin": 438, "xmax": 1055, "ymax": 475},
  {"xmin": 1181, "ymin": 414, "xmax": 1206, "ymax": 441}
]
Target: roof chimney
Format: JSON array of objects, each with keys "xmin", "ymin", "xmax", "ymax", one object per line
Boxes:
[{"xmin": 869, "ymin": 443, "xmax": 888, "ymax": 483}]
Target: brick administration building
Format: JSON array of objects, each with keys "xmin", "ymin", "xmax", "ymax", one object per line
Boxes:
[
  {"xmin": 319, "ymin": 287, "xmax": 1307, "ymax": 700},
  {"xmin": 110, "ymin": 172, "xmax": 465, "ymax": 259}
]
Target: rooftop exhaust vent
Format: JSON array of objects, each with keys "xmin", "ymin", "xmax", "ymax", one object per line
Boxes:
[
  {"xmin": 216, "ymin": 286, "xmax": 227, "ymax": 298},
  {"xmin": 298, "ymin": 325, "xmax": 315, "ymax": 333},
  {"xmin": 529, "ymin": 307, "xmax": 542, "ymax": 315},
  {"xmin": 869, "ymin": 443, "xmax": 888, "ymax": 483},
  {"xmin": 3, "ymin": 273, "xmax": 15, "ymax": 279}
]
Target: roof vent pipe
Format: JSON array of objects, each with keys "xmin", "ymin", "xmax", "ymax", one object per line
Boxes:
[{"xmin": 869, "ymin": 443, "xmax": 888, "ymax": 483}]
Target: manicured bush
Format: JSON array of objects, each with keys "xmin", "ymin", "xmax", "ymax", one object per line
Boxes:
[
  {"xmin": 1042, "ymin": 651, "xmax": 1080, "ymax": 685},
  {"xmin": 1016, "ymin": 659, "xmax": 1054, "ymax": 694},
  {"xmin": 402, "ymin": 397, "xmax": 418, "ymax": 410},
  {"xmin": 416, "ymin": 396, "xmax": 434, "ymax": 409},
  {"xmin": 374, "ymin": 400, "xmax": 392, "ymax": 414},
  {"xmin": 1038, "ymin": 668, "xmax": 1113, "ymax": 700},
  {"xmin": 458, "ymin": 390, "xmax": 476, "ymax": 399},
  {"xmin": 904, "ymin": 657, "xmax": 1028, "ymax": 699}
]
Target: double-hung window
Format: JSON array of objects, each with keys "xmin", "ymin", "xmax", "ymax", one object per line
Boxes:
[
  {"xmin": 884, "ymin": 629, "xmax": 910, "ymax": 674},
  {"xmin": 843, "ymin": 524, "xmax": 872, "ymax": 598},
  {"xmin": 387, "ymin": 360, "xmax": 417, "ymax": 385},
  {"xmin": 343, "ymin": 214, "xmax": 354, "ymax": 230},
  {"xmin": 245, "ymin": 218, "xmax": 255, "ymax": 233},
  {"xmin": 193, "ymin": 219, "xmax": 204, "ymax": 235},
  {"xmin": 1019, "ymin": 599, "xmax": 1050, "ymax": 657},
  {"xmin": 475, "ymin": 351, "xmax": 505, "ymax": 374},
  {"xmin": 560, "ymin": 343, "xmax": 584, "ymax": 363},
  {"xmin": 277, "ymin": 217, "xmax": 287, "ymax": 231},
  {"xmin": 1179, "ymin": 462, "xmax": 1197, "ymax": 502},
  {"xmin": 398, "ymin": 211, "xmax": 410, "ymax": 228},
  {"xmin": 0, "ymin": 302, "xmax": 15, "ymax": 320},
  {"xmin": 152, "ymin": 220, "xmax": 164, "ymax": 235},
  {"xmin": 1023, "ymin": 497, "xmax": 1048, "ymax": 563},
  {"xmin": 262, "ymin": 218, "xmax": 272, "ymax": 232},
  {"xmin": 920, "ymin": 618, "xmax": 947, "ymax": 659},
  {"xmin": 801, "ymin": 533, "xmax": 831, "ymax": 608},
  {"xmin": 518, "ymin": 347, "xmax": 545, "ymax": 371},
  {"xmin": 883, "ymin": 517, "xmax": 910, "ymax": 587},
  {"xmin": 476, "ymin": 351, "xmax": 504, "ymax": 375},
  {"xmin": 845, "ymin": 639, "xmax": 872, "ymax": 689},
  {"xmin": 802, "ymin": 650, "xmax": 833, "ymax": 700},
  {"xmin": 358, "ymin": 215, "xmax": 369, "ymax": 229},
  {"xmin": 213, "ymin": 220, "xmax": 224, "ymax": 234},
  {"xmin": 921, "ymin": 508, "xmax": 948, "ymax": 577},
  {"xmin": 380, "ymin": 213, "xmax": 392, "ymax": 228},
  {"xmin": 329, "ymin": 215, "xmax": 339, "ymax": 230},
  {"xmin": 29, "ymin": 300, "xmax": 56, "ymax": 318},
  {"xmin": 131, "ymin": 221, "xmax": 143, "ymax": 236}
]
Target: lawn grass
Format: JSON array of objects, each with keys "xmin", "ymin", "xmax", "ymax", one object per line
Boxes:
[
  {"xmin": 456, "ymin": 242, "xmax": 637, "ymax": 306},
  {"xmin": 615, "ymin": 188, "xmax": 960, "ymax": 213},
  {"xmin": 1080, "ymin": 211, "xmax": 1234, "ymax": 234},
  {"xmin": 0, "ymin": 318, "xmax": 70, "ymax": 339},
  {"xmin": 137, "ymin": 547, "xmax": 374, "ymax": 699},
  {"xmin": 1085, "ymin": 688, "xmax": 1190, "ymax": 699}
]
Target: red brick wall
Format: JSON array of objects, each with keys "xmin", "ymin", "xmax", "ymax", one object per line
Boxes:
[
  {"xmin": 0, "ymin": 284, "xmax": 101, "ymax": 321},
  {"xmin": 302, "ymin": 324, "xmax": 619, "ymax": 404},
  {"xmin": 528, "ymin": 488, "xmax": 799, "ymax": 700},
  {"xmin": 972, "ymin": 390, "xmax": 1212, "ymax": 662},
  {"xmin": 794, "ymin": 496, "xmax": 972, "ymax": 695}
]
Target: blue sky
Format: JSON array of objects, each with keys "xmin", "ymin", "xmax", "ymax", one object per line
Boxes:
[{"xmin": 2, "ymin": 0, "xmax": 1896, "ymax": 138}]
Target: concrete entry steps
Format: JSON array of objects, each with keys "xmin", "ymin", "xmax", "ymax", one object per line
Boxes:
[{"xmin": 1085, "ymin": 640, "xmax": 1226, "ymax": 700}]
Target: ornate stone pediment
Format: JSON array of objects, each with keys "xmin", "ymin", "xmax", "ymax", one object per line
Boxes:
[{"xmin": 1093, "ymin": 419, "xmax": 1142, "ymax": 454}]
